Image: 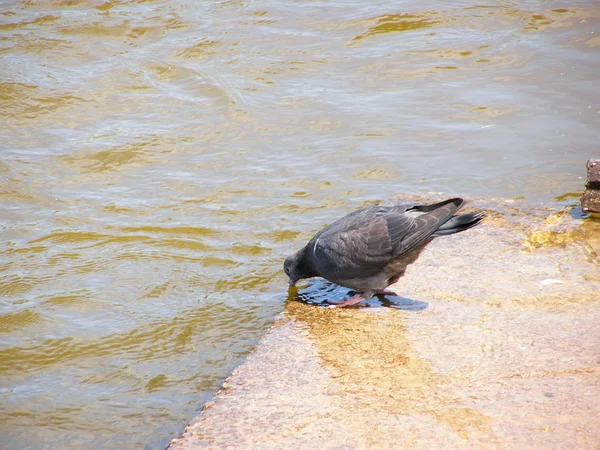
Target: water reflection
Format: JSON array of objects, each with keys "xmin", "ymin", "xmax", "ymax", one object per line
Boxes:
[
  {"xmin": 285, "ymin": 300, "xmax": 492, "ymax": 441},
  {"xmin": 290, "ymin": 277, "xmax": 428, "ymax": 311}
]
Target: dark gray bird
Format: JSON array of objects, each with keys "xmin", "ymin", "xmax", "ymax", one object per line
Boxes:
[{"xmin": 284, "ymin": 197, "xmax": 484, "ymax": 307}]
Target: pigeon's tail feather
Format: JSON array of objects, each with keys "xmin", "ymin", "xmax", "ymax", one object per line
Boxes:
[
  {"xmin": 431, "ymin": 211, "xmax": 485, "ymax": 236},
  {"xmin": 408, "ymin": 197, "xmax": 465, "ymax": 213}
]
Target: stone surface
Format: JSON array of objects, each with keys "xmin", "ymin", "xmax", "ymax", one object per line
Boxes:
[{"xmin": 169, "ymin": 201, "xmax": 600, "ymax": 449}]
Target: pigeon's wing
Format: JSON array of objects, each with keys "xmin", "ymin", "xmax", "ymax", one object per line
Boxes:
[
  {"xmin": 310, "ymin": 207, "xmax": 415, "ymax": 280},
  {"xmin": 311, "ymin": 217, "xmax": 392, "ymax": 280}
]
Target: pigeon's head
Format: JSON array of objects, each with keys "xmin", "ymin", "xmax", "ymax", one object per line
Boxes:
[{"xmin": 283, "ymin": 251, "xmax": 304, "ymax": 286}]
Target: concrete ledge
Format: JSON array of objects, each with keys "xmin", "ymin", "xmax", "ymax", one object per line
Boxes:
[{"xmin": 169, "ymin": 201, "xmax": 600, "ymax": 449}]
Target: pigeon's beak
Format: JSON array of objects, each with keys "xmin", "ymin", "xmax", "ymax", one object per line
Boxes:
[{"xmin": 288, "ymin": 274, "xmax": 300, "ymax": 287}]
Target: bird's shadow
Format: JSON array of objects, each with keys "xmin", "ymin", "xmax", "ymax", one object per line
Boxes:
[{"xmin": 289, "ymin": 278, "xmax": 428, "ymax": 311}]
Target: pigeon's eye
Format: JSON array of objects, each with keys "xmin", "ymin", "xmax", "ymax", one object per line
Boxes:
[{"xmin": 285, "ymin": 267, "xmax": 290, "ymax": 275}]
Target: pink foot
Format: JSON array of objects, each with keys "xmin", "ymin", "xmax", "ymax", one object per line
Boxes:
[{"xmin": 327, "ymin": 295, "xmax": 367, "ymax": 308}]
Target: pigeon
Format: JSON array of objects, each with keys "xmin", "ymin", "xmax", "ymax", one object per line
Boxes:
[{"xmin": 284, "ymin": 197, "xmax": 484, "ymax": 307}]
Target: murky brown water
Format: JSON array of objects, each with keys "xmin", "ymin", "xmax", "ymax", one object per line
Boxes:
[{"xmin": 1, "ymin": 0, "xmax": 598, "ymax": 448}]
